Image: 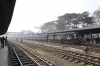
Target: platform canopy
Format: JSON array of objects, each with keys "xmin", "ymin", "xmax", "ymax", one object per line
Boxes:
[
  {"xmin": 47, "ymin": 26, "xmax": 100, "ymax": 35},
  {"xmin": 0, "ymin": 0, "xmax": 16, "ymax": 35}
]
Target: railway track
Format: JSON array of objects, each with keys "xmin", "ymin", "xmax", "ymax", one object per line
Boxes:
[
  {"xmin": 8, "ymin": 41, "xmax": 52, "ymax": 66},
  {"xmin": 40, "ymin": 46, "xmax": 100, "ymax": 66},
  {"xmin": 21, "ymin": 41, "xmax": 100, "ymax": 66},
  {"xmin": 31, "ymin": 40, "xmax": 100, "ymax": 53},
  {"xmin": 8, "ymin": 42, "xmax": 35, "ymax": 66}
]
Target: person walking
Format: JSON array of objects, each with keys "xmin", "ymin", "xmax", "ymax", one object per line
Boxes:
[{"xmin": 5, "ymin": 36, "xmax": 8, "ymax": 46}]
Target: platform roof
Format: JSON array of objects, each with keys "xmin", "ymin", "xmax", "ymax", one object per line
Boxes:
[
  {"xmin": 47, "ymin": 26, "xmax": 100, "ymax": 35},
  {"xmin": 0, "ymin": 0, "xmax": 16, "ymax": 35}
]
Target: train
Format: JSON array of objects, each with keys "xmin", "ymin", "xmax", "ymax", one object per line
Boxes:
[
  {"xmin": 24, "ymin": 32, "xmax": 81, "ymax": 44},
  {"xmin": 14, "ymin": 26, "xmax": 100, "ymax": 45}
]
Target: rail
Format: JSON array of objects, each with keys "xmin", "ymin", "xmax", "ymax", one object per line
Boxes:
[{"xmin": 9, "ymin": 41, "xmax": 52, "ymax": 66}]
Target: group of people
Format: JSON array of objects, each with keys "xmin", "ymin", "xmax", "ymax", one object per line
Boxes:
[
  {"xmin": 86, "ymin": 37, "xmax": 100, "ymax": 44},
  {"xmin": 0, "ymin": 36, "xmax": 7, "ymax": 48}
]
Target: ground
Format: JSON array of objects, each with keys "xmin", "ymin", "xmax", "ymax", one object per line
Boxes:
[{"xmin": 10, "ymin": 40, "xmax": 97, "ymax": 66}]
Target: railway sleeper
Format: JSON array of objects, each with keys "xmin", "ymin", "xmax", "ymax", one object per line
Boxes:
[
  {"xmin": 54, "ymin": 52, "xmax": 59, "ymax": 54},
  {"xmin": 55, "ymin": 52, "xmax": 61, "ymax": 55},
  {"xmin": 72, "ymin": 53, "xmax": 76, "ymax": 56},
  {"xmin": 64, "ymin": 56, "xmax": 69, "ymax": 59},
  {"xmin": 86, "ymin": 64, "xmax": 93, "ymax": 66},
  {"xmin": 87, "ymin": 60, "xmax": 92, "ymax": 64},
  {"xmin": 49, "ymin": 50, "xmax": 53, "ymax": 52},
  {"xmin": 86, "ymin": 62, "xmax": 99, "ymax": 66},
  {"xmin": 87, "ymin": 57, "xmax": 92, "ymax": 60},
  {"xmin": 84, "ymin": 61, "xmax": 96, "ymax": 66},
  {"xmin": 12, "ymin": 61, "xmax": 19, "ymax": 65},
  {"xmin": 81, "ymin": 55, "xmax": 87, "ymax": 59},
  {"xmin": 12, "ymin": 58, "xmax": 18, "ymax": 61},
  {"xmin": 68, "ymin": 58, "xmax": 74, "ymax": 62},
  {"xmin": 11, "ymin": 63, "xmax": 19, "ymax": 66},
  {"xmin": 22, "ymin": 61, "xmax": 33, "ymax": 65},
  {"xmin": 19, "ymin": 57, "xmax": 30, "ymax": 60},
  {"xmin": 70, "ymin": 55, "xmax": 74, "ymax": 58},
  {"xmin": 93, "ymin": 58, "xmax": 100, "ymax": 61},
  {"xmin": 62, "ymin": 53, "xmax": 68, "ymax": 55},
  {"xmin": 77, "ymin": 57, "xmax": 83, "ymax": 60},
  {"xmin": 10, "ymin": 52, "xmax": 15, "ymax": 55},
  {"xmin": 80, "ymin": 58, "xmax": 85, "ymax": 61},
  {"xmin": 38, "ymin": 62, "xmax": 47, "ymax": 66},
  {"xmin": 35, "ymin": 59, "xmax": 41, "ymax": 62},
  {"xmin": 57, "ymin": 52, "xmax": 64, "ymax": 55},
  {"xmin": 89, "ymin": 61, "xmax": 96, "ymax": 65},
  {"xmin": 21, "ymin": 59, "xmax": 32, "ymax": 62},
  {"xmin": 73, "ymin": 59, "xmax": 80, "ymax": 63},
  {"xmin": 23, "ymin": 64, "xmax": 35, "ymax": 66},
  {"xmin": 60, "ymin": 55, "xmax": 65, "ymax": 58},
  {"xmin": 61, "ymin": 54, "xmax": 68, "ymax": 57},
  {"xmin": 75, "ymin": 56, "xmax": 81, "ymax": 59},
  {"xmin": 82, "ymin": 59, "xmax": 89, "ymax": 63},
  {"xmin": 77, "ymin": 58, "xmax": 83, "ymax": 62},
  {"xmin": 93, "ymin": 62, "xmax": 100, "ymax": 66}
]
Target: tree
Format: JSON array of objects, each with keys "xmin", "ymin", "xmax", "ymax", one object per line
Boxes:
[
  {"xmin": 93, "ymin": 7, "xmax": 100, "ymax": 25},
  {"xmin": 39, "ymin": 12, "xmax": 94, "ymax": 32},
  {"xmin": 56, "ymin": 18, "xmax": 67, "ymax": 30},
  {"xmin": 40, "ymin": 21, "xmax": 56, "ymax": 33},
  {"xmin": 78, "ymin": 12, "xmax": 93, "ymax": 27},
  {"xmin": 56, "ymin": 13, "xmax": 80, "ymax": 30}
]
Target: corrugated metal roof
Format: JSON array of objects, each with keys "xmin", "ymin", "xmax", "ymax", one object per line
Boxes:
[{"xmin": 47, "ymin": 26, "xmax": 100, "ymax": 34}]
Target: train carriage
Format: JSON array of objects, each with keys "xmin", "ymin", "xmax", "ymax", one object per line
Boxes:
[
  {"xmin": 48, "ymin": 32, "xmax": 80, "ymax": 44},
  {"xmin": 41, "ymin": 34, "xmax": 48, "ymax": 42}
]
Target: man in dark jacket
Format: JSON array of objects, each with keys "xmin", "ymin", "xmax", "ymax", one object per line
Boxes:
[
  {"xmin": 5, "ymin": 36, "xmax": 8, "ymax": 46},
  {"xmin": 1, "ymin": 36, "xmax": 5, "ymax": 48}
]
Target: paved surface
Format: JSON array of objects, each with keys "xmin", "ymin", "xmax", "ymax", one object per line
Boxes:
[{"xmin": 0, "ymin": 44, "xmax": 8, "ymax": 66}]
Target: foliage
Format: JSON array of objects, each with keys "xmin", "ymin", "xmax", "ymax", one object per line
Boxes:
[
  {"xmin": 56, "ymin": 12, "xmax": 93, "ymax": 30},
  {"xmin": 40, "ymin": 21, "xmax": 57, "ymax": 33},
  {"xmin": 56, "ymin": 13, "xmax": 79, "ymax": 30},
  {"xmin": 93, "ymin": 7, "xmax": 100, "ymax": 25},
  {"xmin": 79, "ymin": 12, "xmax": 93, "ymax": 26},
  {"xmin": 36, "ymin": 12, "xmax": 94, "ymax": 33}
]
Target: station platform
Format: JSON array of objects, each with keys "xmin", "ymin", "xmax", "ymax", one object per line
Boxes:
[{"xmin": 0, "ymin": 44, "xmax": 8, "ymax": 66}]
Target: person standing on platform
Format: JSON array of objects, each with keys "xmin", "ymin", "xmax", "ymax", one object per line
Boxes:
[
  {"xmin": 1, "ymin": 36, "xmax": 5, "ymax": 48},
  {"xmin": 21, "ymin": 38, "xmax": 22, "ymax": 43},
  {"xmin": 5, "ymin": 36, "xmax": 8, "ymax": 46}
]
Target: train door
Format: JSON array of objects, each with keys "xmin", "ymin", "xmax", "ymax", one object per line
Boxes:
[{"xmin": 48, "ymin": 34, "xmax": 54, "ymax": 42}]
